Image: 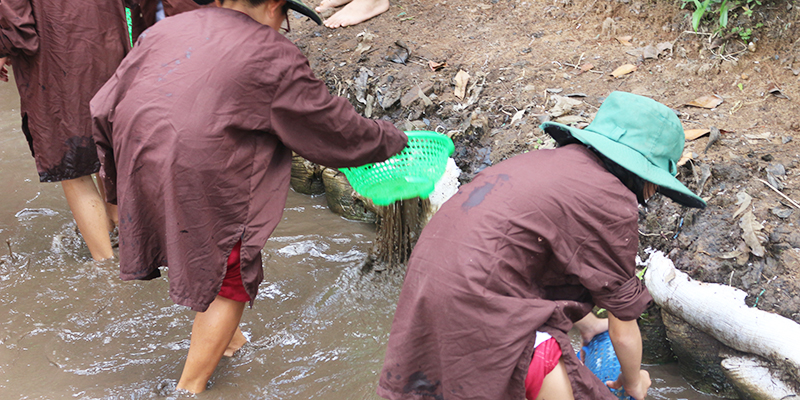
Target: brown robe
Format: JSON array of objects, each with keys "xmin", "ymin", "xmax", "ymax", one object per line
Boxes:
[
  {"xmin": 0, "ymin": 0, "xmax": 131, "ymax": 182},
  {"xmin": 378, "ymin": 144, "xmax": 652, "ymax": 400},
  {"xmin": 91, "ymin": 8, "xmax": 407, "ymax": 312}
]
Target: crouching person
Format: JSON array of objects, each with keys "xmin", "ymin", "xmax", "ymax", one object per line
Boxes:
[{"xmin": 377, "ymin": 92, "xmax": 706, "ymax": 400}]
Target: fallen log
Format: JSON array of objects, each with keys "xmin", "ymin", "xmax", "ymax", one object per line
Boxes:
[
  {"xmin": 721, "ymin": 355, "xmax": 799, "ymax": 400},
  {"xmin": 644, "ymin": 251, "xmax": 800, "ymax": 386}
]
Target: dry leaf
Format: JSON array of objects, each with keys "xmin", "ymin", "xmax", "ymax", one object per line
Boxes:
[
  {"xmin": 686, "ymin": 94, "xmax": 723, "ymax": 109},
  {"xmin": 744, "ymin": 132, "xmax": 771, "ymax": 140},
  {"xmin": 580, "ymin": 63, "xmax": 594, "ymax": 72},
  {"xmin": 553, "ymin": 115, "xmax": 588, "ymax": 125},
  {"xmin": 732, "ymin": 191, "xmax": 752, "ymax": 220},
  {"xmin": 353, "ymin": 31, "xmax": 375, "ymax": 59},
  {"xmin": 616, "ymin": 36, "xmax": 633, "ymax": 46},
  {"xmin": 684, "ymin": 128, "xmax": 711, "ymax": 141},
  {"xmin": 739, "ymin": 211, "xmax": 766, "ymax": 257},
  {"xmin": 549, "ymin": 95, "xmax": 583, "ymax": 118},
  {"xmin": 611, "ymin": 64, "xmax": 637, "ymax": 78},
  {"xmin": 677, "ymin": 149, "xmax": 693, "ymax": 166},
  {"xmin": 454, "ymin": 70, "xmax": 470, "ymax": 100},
  {"xmin": 717, "ymin": 250, "xmax": 743, "ymax": 260},
  {"xmin": 766, "ymin": 83, "xmax": 790, "ymax": 99},
  {"xmin": 429, "ymin": 60, "xmax": 447, "ymax": 72},
  {"xmin": 656, "ymin": 41, "xmax": 673, "ymax": 55},
  {"xmin": 510, "ymin": 109, "xmax": 525, "ymax": 125},
  {"xmin": 642, "ymin": 45, "xmax": 659, "ymax": 59}
]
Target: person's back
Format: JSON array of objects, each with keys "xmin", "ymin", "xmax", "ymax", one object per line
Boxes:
[
  {"xmin": 91, "ymin": 0, "xmax": 406, "ymax": 393},
  {"xmin": 379, "ymin": 144, "xmax": 649, "ymax": 400},
  {"xmin": 415, "ymin": 144, "xmax": 638, "ymax": 296}
]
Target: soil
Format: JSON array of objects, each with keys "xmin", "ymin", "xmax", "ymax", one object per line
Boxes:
[{"xmin": 286, "ymin": 0, "xmax": 800, "ymax": 323}]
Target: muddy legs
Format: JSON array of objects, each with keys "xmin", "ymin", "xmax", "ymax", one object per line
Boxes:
[
  {"xmin": 61, "ymin": 174, "xmax": 116, "ymax": 261},
  {"xmin": 177, "ymin": 295, "xmax": 246, "ymax": 394}
]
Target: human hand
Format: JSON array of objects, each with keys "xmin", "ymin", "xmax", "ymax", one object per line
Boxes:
[
  {"xmin": 0, "ymin": 57, "xmax": 10, "ymax": 82},
  {"xmin": 606, "ymin": 369, "xmax": 650, "ymax": 400}
]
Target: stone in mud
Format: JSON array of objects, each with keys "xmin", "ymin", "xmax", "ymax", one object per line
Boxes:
[
  {"xmin": 321, "ymin": 168, "xmax": 377, "ymax": 223},
  {"xmin": 662, "ymin": 310, "xmax": 739, "ymax": 398},
  {"xmin": 400, "ymin": 82, "xmax": 434, "ymax": 108}
]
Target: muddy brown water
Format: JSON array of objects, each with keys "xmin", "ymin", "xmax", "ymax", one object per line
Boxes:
[{"xmin": 0, "ymin": 77, "xmax": 721, "ymax": 399}]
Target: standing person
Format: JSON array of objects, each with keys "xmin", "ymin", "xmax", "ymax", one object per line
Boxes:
[
  {"xmin": 129, "ymin": 0, "xmax": 214, "ymax": 39},
  {"xmin": 0, "ymin": 1, "xmax": 131, "ymax": 261},
  {"xmin": 90, "ymin": 0, "xmax": 407, "ymax": 393},
  {"xmin": 377, "ymin": 92, "xmax": 706, "ymax": 400},
  {"xmin": 315, "ymin": 0, "xmax": 389, "ymax": 28}
]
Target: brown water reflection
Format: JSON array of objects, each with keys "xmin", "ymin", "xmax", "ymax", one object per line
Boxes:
[{"xmin": 0, "ymin": 75, "xmax": 721, "ymax": 399}]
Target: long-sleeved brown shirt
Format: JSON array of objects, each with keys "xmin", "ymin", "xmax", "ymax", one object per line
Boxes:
[
  {"xmin": 91, "ymin": 8, "xmax": 407, "ymax": 312},
  {"xmin": 378, "ymin": 144, "xmax": 652, "ymax": 400},
  {"xmin": 0, "ymin": 0, "xmax": 130, "ymax": 181}
]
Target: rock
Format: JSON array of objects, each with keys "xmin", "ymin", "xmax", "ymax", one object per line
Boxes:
[
  {"xmin": 400, "ymin": 81, "xmax": 435, "ymax": 108},
  {"xmin": 769, "ymin": 225, "xmax": 800, "ymax": 247},
  {"xmin": 771, "ymin": 206, "xmax": 794, "ymax": 219}
]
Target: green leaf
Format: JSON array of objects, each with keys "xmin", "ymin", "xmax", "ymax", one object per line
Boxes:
[{"xmin": 719, "ymin": 0, "xmax": 729, "ymax": 28}]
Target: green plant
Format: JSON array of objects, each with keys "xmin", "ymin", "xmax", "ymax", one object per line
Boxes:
[{"xmin": 681, "ymin": 0, "xmax": 763, "ymax": 35}]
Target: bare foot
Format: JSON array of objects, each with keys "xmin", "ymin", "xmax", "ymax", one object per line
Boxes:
[
  {"xmin": 316, "ymin": 0, "xmax": 352, "ymax": 13},
  {"xmin": 223, "ymin": 327, "xmax": 247, "ymax": 357},
  {"xmin": 323, "ymin": 0, "xmax": 389, "ymax": 29}
]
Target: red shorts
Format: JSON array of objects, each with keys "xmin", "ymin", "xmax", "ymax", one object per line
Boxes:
[
  {"xmin": 525, "ymin": 337, "xmax": 563, "ymax": 400},
  {"xmin": 217, "ymin": 240, "xmax": 251, "ymax": 303}
]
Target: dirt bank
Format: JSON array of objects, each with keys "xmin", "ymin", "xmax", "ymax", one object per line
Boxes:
[{"xmin": 287, "ymin": 0, "xmax": 800, "ymax": 323}]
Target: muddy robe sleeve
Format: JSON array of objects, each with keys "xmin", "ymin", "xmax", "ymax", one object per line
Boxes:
[
  {"xmin": 268, "ymin": 52, "xmax": 407, "ymax": 167},
  {"xmin": 90, "ymin": 75, "xmax": 120, "ymax": 205},
  {"xmin": 570, "ymin": 206, "xmax": 652, "ymax": 321},
  {"xmin": 0, "ymin": 0, "xmax": 38, "ymax": 57}
]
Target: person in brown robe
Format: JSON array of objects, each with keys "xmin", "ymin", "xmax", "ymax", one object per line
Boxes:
[
  {"xmin": 0, "ymin": 1, "xmax": 137, "ymax": 260},
  {"xmin": 91, "ymin": 0, "xmax": 407, "ymax": 393},
  {"xmin": 378, "ymin": 92, "xmax": 706, "ymax": 400}
]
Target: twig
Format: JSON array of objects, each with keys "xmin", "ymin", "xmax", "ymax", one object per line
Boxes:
[
  {"xmin": 6, "ymin": 239, "xmax": 14, "ymax": 264},
  {"xmin": 574, "ymin": 52, "xmax": 585, "ymax": 70},
  {"xmin": 757, "ymin": 178, "xmax": 800, "ymax": 209}
]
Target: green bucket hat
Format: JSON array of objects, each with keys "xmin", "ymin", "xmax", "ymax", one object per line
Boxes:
[{"xmin": 541, "ymin": 91, "xmax": 706, "ymax": 208}]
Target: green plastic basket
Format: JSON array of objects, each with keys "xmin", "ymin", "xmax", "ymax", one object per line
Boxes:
[{"xmin": 340, "ymin": 131, "xmax": 455, "ymax": 206}]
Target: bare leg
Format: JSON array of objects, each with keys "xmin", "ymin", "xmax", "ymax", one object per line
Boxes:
[
  {"xmin": 535, "ymin": 359, "xmax": 575, "ymax": 400},
  {"xmin": 61, "ymin": 175, "xmax": 114, "ymax": 261},
  {"xmin": 315, "ymin": 0, "xmax": 352, "ymax": 13},
  {"xmin": 323, "ymin": 0, "xmax": 389, "ymax": 29},
  {"xmin": 177, "ymin": 296, "xmax": 246, "ymax": 394},
  {"xmin": 573, "ymin": 313, "xmax": 609, "ymax": 344},
  {"xmin": 223, "ymin": 326, "xmax": 248, "ymax": 357},
  {"xmin": 94, "ymin": 176, "xmax": 119, "ymax": 229}
]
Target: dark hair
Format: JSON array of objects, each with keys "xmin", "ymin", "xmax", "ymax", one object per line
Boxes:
[{"xmin": 589, "ymin": 147, "xmax": 649, "ymax": 206}]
